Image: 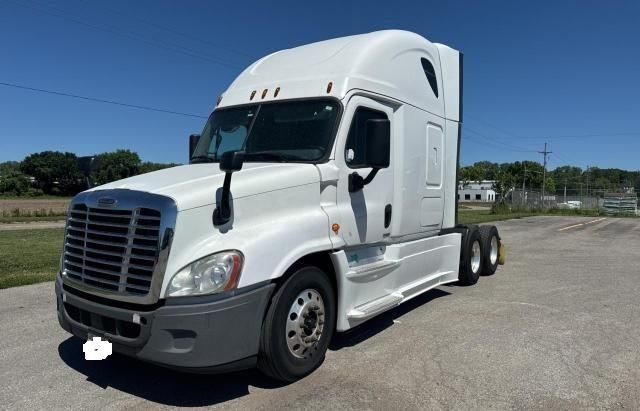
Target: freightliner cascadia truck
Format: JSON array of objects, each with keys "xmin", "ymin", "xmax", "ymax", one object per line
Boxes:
[{"xmin": 56, "ymin": 30, "xmax": 504, "ymax": 381}]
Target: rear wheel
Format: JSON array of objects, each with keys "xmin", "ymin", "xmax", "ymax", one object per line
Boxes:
[
  {"xmin": 479, "ymin": 225, "xmax": 500, "ymax": 275},
  {"xmin": 458, "ymin": 226, "xmax": 482, "ymax": 285},
  {"xmin": 257, "ymin": 266, "xmax": 336, "ymax": 382}
]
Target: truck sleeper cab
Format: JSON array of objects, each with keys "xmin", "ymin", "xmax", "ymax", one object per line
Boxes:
[{"xmin": 56, "ymin": 30, "xmax": 503, "ymax": 381}]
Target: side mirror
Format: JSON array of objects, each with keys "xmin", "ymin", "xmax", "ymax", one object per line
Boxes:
[
  {"xmin": 219, "ymin": 150, "xmax": 245, "ymax": 172},
  {"xmin": 77, "ymin": 155, "xmax": 99, "ymax": 188},
  {"xmin": 189, "ymin": 134, "xmax": 200, "ymax": 159},
  {"xmin": 77, "ymin": 156, "xmax": 95, "ymax": 178},
  {"xmin": 213, "ymin": 150, "xmax": 245, "ymax": 226},
  {"xmin": 365, "ymin": 119, "xmax": 391, "ymax": 169},
  {"xmin": 348, "ymin": 119, "xmax": 391, "ymax": 192}
]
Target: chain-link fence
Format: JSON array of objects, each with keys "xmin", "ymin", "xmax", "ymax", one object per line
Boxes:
[
  {"xmin": 505, "ymin": 189, "xmax": 639, "ymax": 215},
  {"xmin": 507, "ymin": 189, "xmax": 601, "ymax": 209}
]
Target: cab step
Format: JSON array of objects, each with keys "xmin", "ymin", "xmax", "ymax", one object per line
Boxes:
[{"xmin": 347, "ymin": 292, "xmax": 404, "ymax": 321}]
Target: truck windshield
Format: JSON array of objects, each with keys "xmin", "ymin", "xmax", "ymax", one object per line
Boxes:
[{"xmin": 191, "ymin": 99, "xmax": 340, "ymax": 163}]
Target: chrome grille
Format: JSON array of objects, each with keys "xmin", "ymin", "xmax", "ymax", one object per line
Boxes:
[{"xmin": 63, "ymin": 204, "xmax": 161, "ymax": 295}]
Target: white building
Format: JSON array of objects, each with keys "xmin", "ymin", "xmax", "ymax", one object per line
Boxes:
[{"xmin": 458, "ymin": 180, "xmax": 497, "ymax": 202}]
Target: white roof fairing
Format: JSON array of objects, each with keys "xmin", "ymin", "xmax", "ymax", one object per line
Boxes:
[{"xmin": 218, "ymin": 30, "xmax": 458, "ymax": 119}]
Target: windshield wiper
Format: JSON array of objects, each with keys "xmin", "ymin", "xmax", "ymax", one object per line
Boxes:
[
  {"xmin": 244, "ymin": 151, "xmax": 304, "ymax": 162},
  {"xmin": 190, "ymin": 155, "xmax": 217, "ymax": 164}
]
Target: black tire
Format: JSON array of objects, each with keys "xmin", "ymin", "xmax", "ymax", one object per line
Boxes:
[
  {"xmin": 458, "ymin": 226, "xmax": 482, "ymax": 286},
  {"xmin": 257, "ymin": 266, "xmax": 336, "ymax": 382},
  {"xmin": 479, "ymin": 225, "xmax": 500, "ymax": 276}
]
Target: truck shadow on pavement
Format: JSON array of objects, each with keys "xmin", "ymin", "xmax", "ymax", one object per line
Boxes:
[
  {"xmin": 58, "ymin": 337, "xmax": 282, "ymax": 407},
  {"xmin": 329, "ymin": 288, "xmax": 450, "ymax": 350},
  {"xmin": 57, "ymin": 287, "xmax": 450, "ymax": 407}
]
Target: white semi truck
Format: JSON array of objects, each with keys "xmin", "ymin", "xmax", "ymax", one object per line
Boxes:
[{"xmin": 56, "ymin": 30, "xmax": 504, "ymax": 381}]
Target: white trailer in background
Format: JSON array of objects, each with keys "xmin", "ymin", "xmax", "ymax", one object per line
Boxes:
[{"xmin": 56, "ymin": 30, "xmax": 504, "ymax": 381}]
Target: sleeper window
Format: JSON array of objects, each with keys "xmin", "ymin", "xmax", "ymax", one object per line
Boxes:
[
  {"xmin": 421, "ymin": 58, "xmax": 439, "ymax": 98},
  {"xmin": 345, "ymin": 108, "xmax": 388, "ymax": 168}
]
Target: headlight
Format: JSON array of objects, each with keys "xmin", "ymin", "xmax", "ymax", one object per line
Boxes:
[{"xmin": 166, "ymin": 250, "xmax": 243, "ymax": 297}]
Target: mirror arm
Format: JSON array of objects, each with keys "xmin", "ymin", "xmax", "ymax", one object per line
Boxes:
[
  {"xmin": 362, "ymin": 168, "xmax": 379, "ymax": 185},
  {"xmin": 348, "ymin": 168, "xmax": 379, "ymax": 193},
  {"xmin": 213, "ymin": 172, "xmax": 233, "ymax": 225}
]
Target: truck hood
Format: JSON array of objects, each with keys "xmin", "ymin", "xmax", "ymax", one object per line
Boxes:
[{"xmin": 88, "ymin": 163, "xmax": 320, "ymax": 211}]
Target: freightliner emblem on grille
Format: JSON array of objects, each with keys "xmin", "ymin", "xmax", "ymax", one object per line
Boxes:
[{"xmin": 97, "ymin": 197, "xmax": 117, "ymax": 208}]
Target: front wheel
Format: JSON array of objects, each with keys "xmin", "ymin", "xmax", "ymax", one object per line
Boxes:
[{"xmin": 257, "ymin": 266, "xmax": 336, "ymax": 382}]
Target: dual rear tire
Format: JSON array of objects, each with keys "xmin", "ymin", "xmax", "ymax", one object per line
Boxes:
[
  {"xmin": 479, "ymin": 225, "xmax": 500, "ymax": 276},
  {"xmin": 458, "ymin": 224, "xmax": 501, "ymax": 285}
]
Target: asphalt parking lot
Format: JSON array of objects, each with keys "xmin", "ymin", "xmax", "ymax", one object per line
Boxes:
[{"xmin": 1, "ymin": 216, "xmax": 639, "ymax": 410}]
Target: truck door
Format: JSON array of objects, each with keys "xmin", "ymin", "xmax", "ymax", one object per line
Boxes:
[
  {"xmin": 421, "ymin": 121, "xmax": 444, "ymax": 228},
  {"xmin": 336, "ymin": 96, "xmax": 394, "ymax": 246}
]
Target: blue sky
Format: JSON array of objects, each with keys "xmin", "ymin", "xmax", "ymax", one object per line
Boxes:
[{"xmin": 1, "ymin": 0, "xmax": 639, "ymax": 170}]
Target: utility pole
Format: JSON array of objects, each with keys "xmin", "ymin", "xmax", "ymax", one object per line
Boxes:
[
  {"xmin": 579, "ymin": 182, "xmax": 583, "ymax": 209},
  {"xmin": 538, "ymin": 143, "xmax": 552, "ymax": 208},
  {"xmin": 586, "ymin": 165, "xmax": 590, "ymax": 198},
  {"xmin": 522, "ymin": 164, "xmax": 527, "ymax": 206}
]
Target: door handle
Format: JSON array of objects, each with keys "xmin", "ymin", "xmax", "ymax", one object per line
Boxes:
[{"xmin": 384, "ymin": 204, "xmax": 392, "ymax": 228}]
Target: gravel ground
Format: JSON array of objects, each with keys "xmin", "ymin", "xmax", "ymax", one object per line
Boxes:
[
  {"xmin": 0, "ymin": 221, "xmax": 65, "ymax": 231},
  {"xmin": 0, "ymin": 199, "xmax": 69, "ymax": 214},
  {"xmin": 0, "ymin": 216, "xmax": 639, "ymax": 410}
]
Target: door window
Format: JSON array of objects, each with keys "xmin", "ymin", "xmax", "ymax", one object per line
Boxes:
[{"xmin": 345, "ymin": 107, "xmax": 388, "ymax": 168}]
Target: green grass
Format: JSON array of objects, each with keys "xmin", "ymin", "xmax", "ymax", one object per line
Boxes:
[
  {"xmin": 0, "ymin": 208, "xmax": 636, "ymax": 290},
  {"xmin": 0, "ymin": 209, "xmax": 67, "ymax": 223},
  {"xmin": 458, "ymin": 209, "xmax": 536, "ymax": 224},
  {"xmin": 0, "ymin": 228, "xmax": 64, "ymax": 289},
  {"xmin": 0, "ymin": 215, "xmax": 66, "ymax": 223},
  {"xmin": 457, "ymin": 206, "xmax": 638, "ymax": 224}
]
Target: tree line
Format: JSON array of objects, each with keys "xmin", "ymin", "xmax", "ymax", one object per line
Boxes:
[
  {"xmin": 2, "ymin": 151, "xmax": 637, "ymax": 199},
  {"xmin": 0, "ymin": 150, "xmax": 179, "ymax": 197},
  {"xmin": 461, "ymin": 161, "xmax": 640, "ymax": 200}
]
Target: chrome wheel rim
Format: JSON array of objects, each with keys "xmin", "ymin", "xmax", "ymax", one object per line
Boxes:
[
  {"xmin": 286, "ymin": 289, "xmax": 325, "ymax": 359},
  {"xmin": 471, "ymin": 240, "xmax": 481, "ymax": 273},
  {"xmin": 490, "ymin": 236, "xmax": 498, "ymax": 265}
]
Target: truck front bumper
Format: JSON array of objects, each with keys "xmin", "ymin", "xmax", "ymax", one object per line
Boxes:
[{"xmin": 56, "ymin": 276, "xmax": 274, "ymax": 373}]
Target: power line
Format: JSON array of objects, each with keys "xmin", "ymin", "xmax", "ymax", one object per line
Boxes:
[
  {"xmin": 5, "ymin": 0, "xmax": 243, "ymax": 70},
  {"xmin": 550, "ymin": 152, "xmax": 573, "ymax": 165},
  {"xmin": 509, "ymin": 132, "xmax": 640, "ymax": 140},
  {"xmin": 461, "ymin": 135, "xmax": 537, "ymax": 155},
  {"xmin": 0, "ymin": 81, "xmax": 208, "ymax": 119},
  {"xmin": 463, "ymin": 126, "xmax": 537, "ymax": 152},
  {"xmin": 464, "ymin": 121, "xmax": 577, "ymax": 168},
  {"xmin": 75, "ymin": 0, "xmax": 257, "ymax": 61},
  {"xmin": 466, "ymin": 114, "xmax": 640, "ymax": 141},
  {"xmin": 465, "ymin": 114, "xmax": 524, "ymax": 139}
]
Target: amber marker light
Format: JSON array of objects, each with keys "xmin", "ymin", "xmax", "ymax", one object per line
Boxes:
[
  {"xmin": 261, "ymin": 89, "xmax": 268, "ymax": 99},
  {"xmin": 326, "ymin": 81, "xmax": 333, "ymax": 93},
  {"xmin": 274, "ymin": 87, "xmax": 280, "ymax": 97},
  {"xmin": 250, "ymin": 90, "xmax": 256, "ymax": 100},
  {"xmin": 331, "ymin": 223, "xmax": 340, "ymax": 234}
]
